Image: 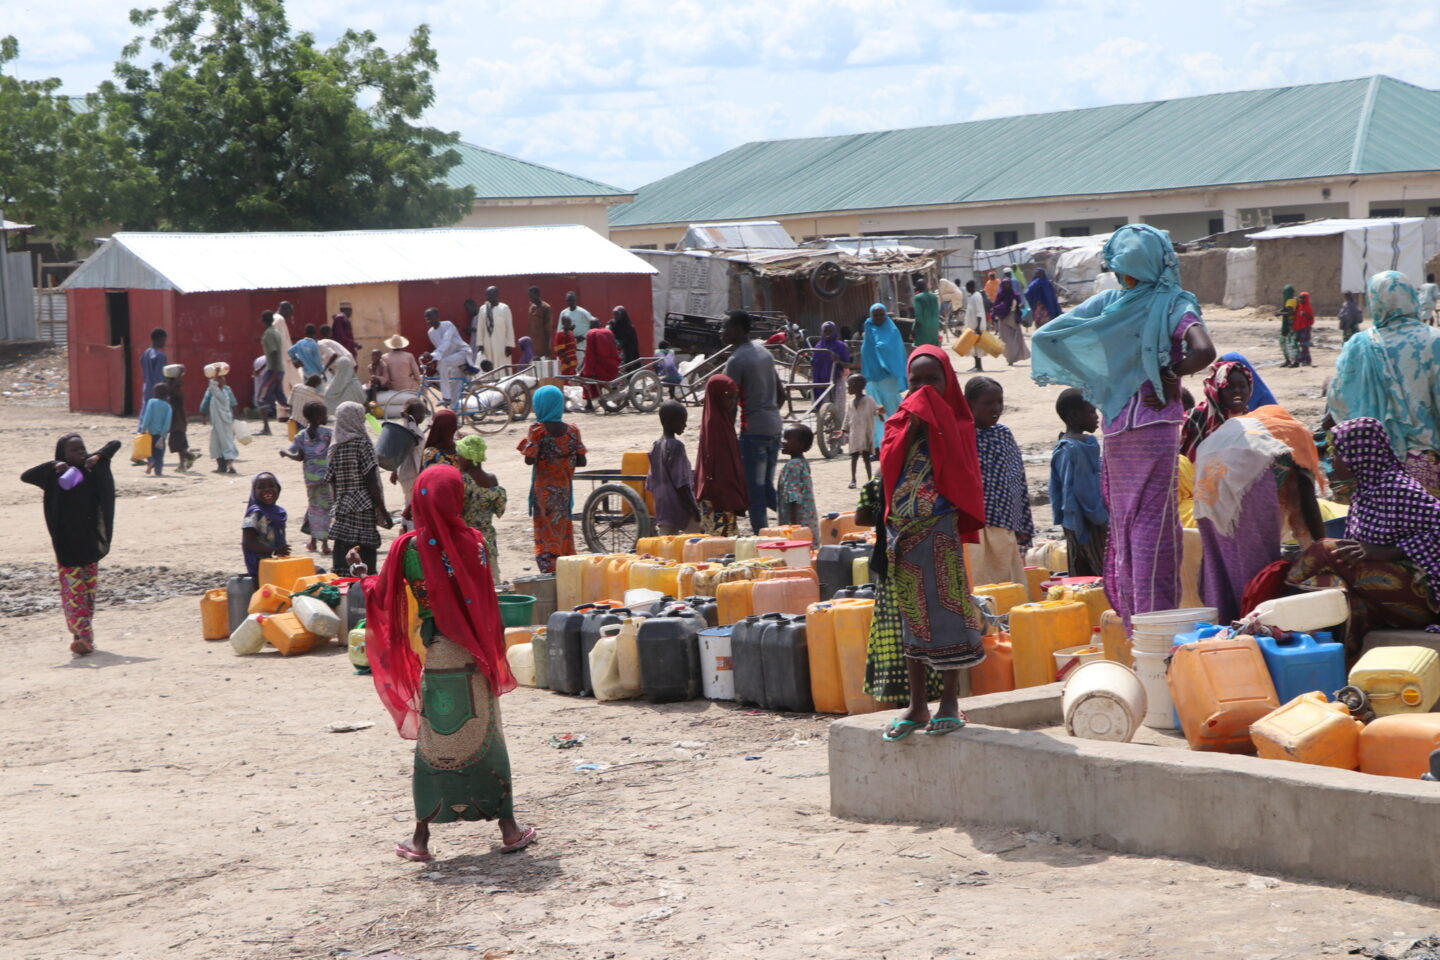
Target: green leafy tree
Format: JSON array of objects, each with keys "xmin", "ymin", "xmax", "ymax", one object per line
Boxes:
[
  {"xmin": 0, "ymin": 37, "xmax": 149, "ymax": 251},
  {"xmin": 105, "ymin": 0, "xmax": 474, "ymax": 231}
]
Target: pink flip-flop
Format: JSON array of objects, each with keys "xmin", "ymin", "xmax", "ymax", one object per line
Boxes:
[
  {"xmin": 394, "ymin": 842, "xmax": 432, "ymax": 863},
  {"xmin": 499, "ymin": 826, "xmax": 537, "ymax": 854}
]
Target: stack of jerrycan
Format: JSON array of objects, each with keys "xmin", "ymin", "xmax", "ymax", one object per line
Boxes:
[
  {"xmin": 1008, "ymin": 600, "xmax": 1090, "ymax": 688},
  {"xmin": 806, "ymin": 599, "xmax": 884, "ymax": 714},
  {"xmin": 1250, "ymin": 692, "xmax": 1364, "ymax": 768},
  {"xmin": 816, "ymin": 540, "xmax": 870, "ymax": 600},
  {"xmin": 732, "ymin": 613, "xmax": 812, "ymax": 712},
  {"xmin": 1168, "ymin": 635, "xmax": 1279, "ymax": 753}
]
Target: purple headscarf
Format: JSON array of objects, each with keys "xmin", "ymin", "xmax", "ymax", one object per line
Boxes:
[
  {"xmin": 1334, "ymin": 417, "xmax": 1440, "ymax": 586},
  {"xmin": 516, "ymin": 336, "xmax": 535, "ymax": 366}
]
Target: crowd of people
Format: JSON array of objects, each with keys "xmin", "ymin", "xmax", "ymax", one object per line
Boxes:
[{"xmin": 24, "ymin": 229, "xmax": 1440, "ymax": 854}]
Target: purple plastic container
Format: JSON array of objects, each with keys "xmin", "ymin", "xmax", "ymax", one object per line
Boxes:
[{"xmin": 58, "ymin": 466, "xmax": 84, "ymax": 490}]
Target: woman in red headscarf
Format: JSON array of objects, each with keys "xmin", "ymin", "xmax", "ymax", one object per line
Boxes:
[
  {"xmin": 362, "ymin": 464, "xmax": 535, "ymax": 862},
  {"xmin": 693, "ymin": 373, "xmax": 748, "ymax": 535},
  {"xmin": 877, "ymin": 345, "xmax": 987, "ymax": 741},
  {"xmin": 579, "ymin": 327, "xmax": 622, "ymax": 409}
]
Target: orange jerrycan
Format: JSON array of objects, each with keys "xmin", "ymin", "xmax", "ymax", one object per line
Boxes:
[
  {"xmin": 248, "ymin": 583, "xmax": 292, "ymax": 615},
  {"xmin": 620, "ymin": 449, "xmax": 655, "ymax": 516},
  {"xmin": 1168, "ymin": 635, "xmax": 1278, "ymax": 753},
  {"xmin": 1023, "ymin": 566, "xmax": 1048, "ymax": 602},
  {"xmin": 1359, "ymin": 714, "xmax": 1440, "ymax": 778},
  {"xmin": 716, "ymin": 580, "xmax": 755, "ymax": 625},
  {"xmin": 819, "ymin": 512, "xmax": 863, "ymax": 545},
  {"xmin": 200, "ymin": 589, "xmax": 230, "ymax": 640},
  {"xmin": 1009, "ymin": 600, "xmax": 1090, "ymax": 688},
  {"xmin": 683, "ymin": 537, "xmax": 733, "ymax": 563},
  {"xmin": 803, "ymin": 601, "xmax": 848, "ymax": 714},
  {"xmin": 750, "ymin": 576, "xmax": 819, "ymax": 617},
  {"xmin": 1250, "ymin": 692, "xmax": 1363, "ymax": 769},
  {"xmin": 257, "ymin": 556, "xmax": 316, "ymax": 593},
  {"xmin": 261, "ymin": 612, "xmax": 320, "ymax": 656},
  {"xmin": 969, "ymin": 632, "xmax": 1015, "ymax": 696},
  {"xmin": 634, "ymin": 537, "xmax": 663, "ymax": 557}
]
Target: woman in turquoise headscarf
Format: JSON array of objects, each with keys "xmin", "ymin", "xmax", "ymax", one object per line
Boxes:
[
  {"xmin": 1032, "ymin": 224, "xmax": 1216, "ymax": 629},
  {"xmin": 516, "ymin": 385, "xmax": 587, "ymax": 573},
  {"xmin": 860, "ymin": 303, "xmax": 908, "ymax": 450},
  {"xmin": 1329, "ymin": 270, "xmax": 1440, "ymax": 497}
]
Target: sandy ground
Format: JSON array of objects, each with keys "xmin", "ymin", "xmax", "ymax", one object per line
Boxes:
[{"xmin": 3, "ymin": 309, "xmax": 1438, "ymax": 960}]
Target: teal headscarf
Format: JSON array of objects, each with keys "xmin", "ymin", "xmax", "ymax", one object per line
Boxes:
[
  {"xmin": 1366, "ymin": 270, "xmax": 1420, "ymax": 328},
  {"xmin": 860, "ymin": 303, "xmax": 908, "ymax": 385},
  {"xmin": 533, "ymin": 384, "xmax": 565, "ymax": 422},
  {"xmin": 1030, "ymin": 225, "xmax": 1201, "ymax": 421}
]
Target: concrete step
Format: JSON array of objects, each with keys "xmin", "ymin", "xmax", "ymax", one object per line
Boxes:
[{"xmin": 1360, "ymin": 629, "xmax": 1440, "ymax": 656}]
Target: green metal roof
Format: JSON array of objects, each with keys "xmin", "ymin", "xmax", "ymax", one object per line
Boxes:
[
  {"xmin": 611, "ymin": 76, "xmax": 1440, "ymax": 228},
  {"xmin": 446, "ymin": 141, "xmax": 630, "ymax": 200}
]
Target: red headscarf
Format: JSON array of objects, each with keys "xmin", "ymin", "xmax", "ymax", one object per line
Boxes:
[
  {"xmin": 364, "ymin": 465, "xmax": 513, "ymax": 739},
  {"xmin": 424, "ymin": 408, "xmax": 458, "ymax": 451},
  {"xmin": 1293, "ymin": 292, "xmax": 1314, "ymax": 331},
  {"xmin": 580, "ymin": 327, "xmax": 621, "ymax": 382},
  {"xmin": 1180, "ymin": 359, "xmax": 1252, "ymax": 460},
  {"xmin": 694, "ymin": 373, "xmax": 748, "ymax": 513},
  {"xmin": 878, "ymin": 344, "xmax": 984, "ymax": 537}
]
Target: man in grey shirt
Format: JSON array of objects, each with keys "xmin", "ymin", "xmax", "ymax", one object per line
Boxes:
[{"xmin": 722, "ymin": 309, "xmax": 785, "ymax": 533}]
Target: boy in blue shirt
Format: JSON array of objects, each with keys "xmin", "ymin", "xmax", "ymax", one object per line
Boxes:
[
  {"xmin": 139, "ymin": 383, "xmax": 175, "ymax": 477},
  {"xmin": 1050, "ymin": 388, "xmax": 1108, "ymax": 576}
]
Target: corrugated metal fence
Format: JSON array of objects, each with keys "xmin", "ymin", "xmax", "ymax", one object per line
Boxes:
[
  {"xmin": 0, "ymin": 250, "xmax": 35, "ymax": 340},
  {"xmin": 34, "ymin": 288, "xmax": 66, "ymax": 346}
]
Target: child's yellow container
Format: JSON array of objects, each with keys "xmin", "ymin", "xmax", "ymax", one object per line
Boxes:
[
  {"xmin": 200, "ymin": 589, "xmax": 230, "ymax": 640},
  {"xmin": 287, "ymin": 418, "xmax": 299, "ymax": 441},
  {"xmin": 973, "ymin": 582, "xmax": 1028, "ymax": 616},
  {"xmin": 1009, "ymin": 600, "xmax": 1090, "ymax": 688},
  {"xmin": 131, "ymin": 433, "xmax": 152, "ymax": 462},
  {"xmin": 620, "ymin": 450, "xmax": 656, "ymax": 516},
  {"xmin": 257, "ymin": 557, "xmax": 317, "ymax": 593},
  {"xmin": 248, "ymin": 583, "xmax": 292, "ymax": 615},
  {"xmin": 1348, "ymin": 646, "xmax": 1440, "ymax": 716},
  {"xmin": 1250, "ymin": 692, "xmax": 1363, "ymax": 769},
  {"xmin": 261, "ymin": 612, "xmax": 320, "ymax": 656},
  {"xmin": 716, "ymin": 580, "xmax": 755, "ymax": 625}
]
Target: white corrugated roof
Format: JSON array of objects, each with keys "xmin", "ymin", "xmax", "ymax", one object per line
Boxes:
[
  {"xmin": 63, "ymin": 225, "xmax": 657, "ymax": 294},
  {"xmin": 1246, "ymin": 217, "xmax": 1424, "ymax": 240}
]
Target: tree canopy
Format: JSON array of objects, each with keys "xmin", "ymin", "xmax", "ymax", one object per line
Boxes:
[{"xmin": 2, "ymin": 0, "xmax": 474, "ymax": 250}]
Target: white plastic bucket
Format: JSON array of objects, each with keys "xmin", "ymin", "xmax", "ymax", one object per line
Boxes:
[
  {"xmin": 1062, "ymin": 660, "xmax": 1147, "ymax": 742},
  {"xmin": 1131, "ymin": 648, "xmax": 1178, "ymax": 729},
  {"xmin": 1129, "ymin": 607, "xmax": 1219, "ymax": 653},
  {"xmin": 1053, "ymin": 644, "xmax": 1103, "ymax": 682},
  {"xmin": 1250, "ymin": 589, "xmax": 1348, "ymax": 633}
]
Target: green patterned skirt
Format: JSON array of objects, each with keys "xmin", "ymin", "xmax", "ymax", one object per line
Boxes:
[
  {"xmin": 864, "ymin": 574, "xmax": 945, "ymax": 704},
  {"xmin": 413, "ymin": 634, "xmax": 514, "ymax": 824}
]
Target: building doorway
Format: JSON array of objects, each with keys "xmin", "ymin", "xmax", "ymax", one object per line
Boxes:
[{"xmin": 106, "ymin": 291, "xmax": 133, "ymax": 416}]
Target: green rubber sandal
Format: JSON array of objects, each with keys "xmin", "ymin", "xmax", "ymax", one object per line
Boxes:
[
  {"xmin": 882, "ymin": 718, "xmax": 923, "ymax": 742},
  {"xmin": 923, "ymin": 716, "xmax": 967, "ymax": 736}
]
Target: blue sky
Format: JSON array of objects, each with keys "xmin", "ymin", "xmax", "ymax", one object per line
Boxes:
[{"xmin": 3, "ymin": 0, "xmax": 1437, "ymax": 191}]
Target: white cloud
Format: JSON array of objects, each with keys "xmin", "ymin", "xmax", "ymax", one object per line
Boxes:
[{"xmin": 1, "ymin": 0, "xmax": 1433, "ymax": 190}]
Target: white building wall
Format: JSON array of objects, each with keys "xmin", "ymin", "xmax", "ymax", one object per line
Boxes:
[{"xmin": 455, "ymin": 199, "xmax": 623, "ymax": 236}]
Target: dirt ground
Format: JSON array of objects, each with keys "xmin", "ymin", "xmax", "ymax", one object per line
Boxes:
[{"xmin": 3, "ymin": 309, "xmax": 1437, "ymax": 960}]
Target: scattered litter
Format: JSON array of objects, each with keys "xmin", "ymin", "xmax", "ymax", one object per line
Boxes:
[
  {"xmin": 674, "ymin": 740, "xmax": 705, "ymax": 749},
  {"xmin": 550, "ymin": 733, "xmax": 587, "ymax": 749},
  {"xmin": 779, "ymin": 771, "xmax": 827, "ymax": 779},
  {"xmin": 575, "ymin": 762, "xmax": 611, "ymax": 773},
  {"xmin": 636, "ymin": 906, "xmax": 675, "ymax": 923},
  {"xmin": 326, "ymin": 721, "xmax": 374, "ymax": 733},
  {"xmin": 744, "ymin": 755, "xmax": 763, "ymax": 761},
  {"xmin": 1245, "ymin": 875, "xmax": 1281, "ymax": 890}
]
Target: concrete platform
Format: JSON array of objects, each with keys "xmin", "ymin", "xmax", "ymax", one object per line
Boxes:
[{"xmin": 830, "ymin": 685, "xmax": 1440, "ymax": 899}]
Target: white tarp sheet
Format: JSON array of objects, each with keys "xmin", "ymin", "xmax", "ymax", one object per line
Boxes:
[
  {"xmin": 972, "ymin": 233, "xmax": 1113, "ymax": 273},
  {"xmin": 1053, "ymin": 244, "xmax": 1108, "ymax": 301},
  {"xmin": 1222, "ymin": 247, "xmax": 1257, "ymax": 309},
  {"xmin": 1246, "ymin": 218, "xmax": 1423, "ymax": 293}
]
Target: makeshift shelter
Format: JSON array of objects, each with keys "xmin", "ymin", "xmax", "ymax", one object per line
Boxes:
[
  {"xmin": 1246, "ymin": 218, "xmax": 1424, "ymax": 311},
  {"xmin": 62, "ymin": 226, "xmax": 657, "ymax": 415}
]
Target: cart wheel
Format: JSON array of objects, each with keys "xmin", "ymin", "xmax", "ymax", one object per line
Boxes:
[
  {"xmin": 582, "ymin": 482, "xmax": 654, "ymax": 553},
  {"xmin": 598, "ymin": 380, "xmax": 629, "ymax": 414},
  {"xmin": 505, "ymin": 379, "xmax": 533, "ymax": 421},
  {"xmin": 815, "ymin": 401, "xmax": 846, "ymax": 459},
  {"xmin": 459, "ymin": 383, "xmax": 512, "ymax": 435},
  {"xmin": 629, "ymin": 370, "xmax": 664, "ymax": 414}
]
